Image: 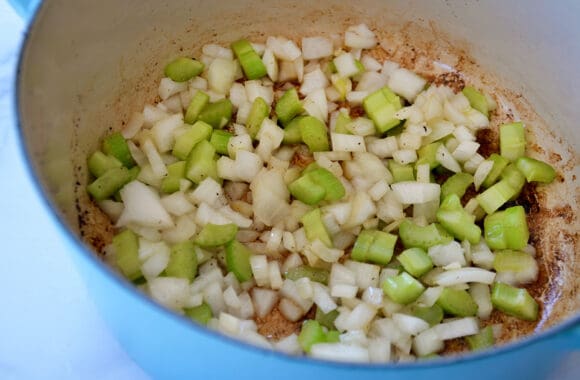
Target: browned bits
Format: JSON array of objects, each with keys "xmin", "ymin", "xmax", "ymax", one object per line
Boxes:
[
  {"xmin": 256, "ymin": 305, "xmax": 312, "ymax": 340},
  {"xmin": 291, "ymin": 145, "xmax": 315, "ymax": 168},
  {"xmin": 476, "ymin": 127, "xmax": 500, "ymax": 158},
  {"xmin": 432, "ymin": 71, "xmax": 465, "ymax": 93}
]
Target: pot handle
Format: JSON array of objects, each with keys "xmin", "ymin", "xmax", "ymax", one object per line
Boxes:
[{"xmin": 7, "ymin": 0, "xmax": 40, "ymax": 22}]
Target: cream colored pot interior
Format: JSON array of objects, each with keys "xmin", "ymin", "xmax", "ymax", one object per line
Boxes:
[{"xmin": 18, "ymin": 0, "xmax": 579, "ymax": 349}]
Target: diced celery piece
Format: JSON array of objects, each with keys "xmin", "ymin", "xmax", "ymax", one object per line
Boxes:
[
  {"xmin": 315, "ymin": 307, "xmax": 339, "ymax": 330},
  {"xmin": 500, "ymin": 164, "xmax": 526, "ymax": 200},
  {"xmin": 225, "ymin": 240, "xmax": 254, "ymax": 282},
  {"xmin": 411, "ymin": 304, "xmax": 444, "ymax": 326},
  {"xmin": 185, "ymin": 140, "xmax": 219, "ymax": 184},
  {"xmin": 198, "ymin": 99, "xmax": 233, "ymax": 128},
  {"xmin": 231, "ymin": 39, "xmax": 267, "ymax": 80},
  {"xmin": 307, "ymin": 168, "xmax": 345, "ymax": 202},
  {"xmin": 88, "ymin": 151, "xmax": 122, "ymax": 178},
  {"xmin": 388, "ymin": 160, "xmax": 415, "ymax": 183},
  {"xmin": 185, "ymin": 302, "xmax": 213, "ymax": 325},
  {"xmin": 493, "ymin": 249, "xmax": 536, "ymax": 276},
  {"xmin": 476, "ymin": 179, "xmax": 517, "ymax": 215},
  {"xmin": 246, "ymin": 97, "xmax": 270, "ymax": 138},
  {"xmin": 285, "ymin": 265, "xmax": 330, "ymax": 285},
  {"xmin": 102, "ymin": 132, "xmax": 135, "ymax": 168},
  {"xmin": 440, "ymin": 172, "xmax": 473, "ymax": 200},
  {"xmin": 436, "ymin": 288, "xmax": 478, "ymax": 317},
  {"xmin": 397, "ymin": 247, "xmax": 433, "ymax": 277},
  {"xmin": 363, "ymin": 87, "xmax": 403, "ymax": 134},
  {"xmin": 184, "ymin": 91, "xmax": 210, "ymax": 124},
  {"xmin": 282, "ymin": 116, "xmax": 304, "ymax": 144},
  {"xmin": 165, "ymin": 241, "xmax": 198, "ymax": 280},
  {"xmin": 398, "ymin": 220, "xmax": 453, "ymax": 250},
  {"xmin": 161, "ymin": 161, "xmax": 186, "ymax": 194},
  {"xmin": 351, "ymin": 230, "xmax": 376, "ymax": 262},
  {"xmin": 462, "ymin": 86, "xmax": 489, "ymax": 117},
  {"xmin": 500, "ymin": 122, "xmax": 526, "ymax": 162},
  {"xmin": 484, "ymin": 206, "xmax": 529, "ymax": 250},
  {"xmin": 299, "ymin": 116, "xmax": 330, "ymax": 152},
  {"xmin": 298, "ymin": 320, "xmax": 327, "ymax": 353},
  {"xmin": 515, "ymin": 157, "xmax": 556, "ymax": 184},
  {"xmin": 87, "ymin": 166, "xmax": 133, "ymax": 201},
  {"xmin": 491, "ymin": 282, "xmax": 538, "ymax": 321},
  {"xmin": 352, "ymin": 230, "xmax": 397, "ymax": 265},
  {"xmin": 482, "ymin": 153, "xmax": 510, "ymax": 188},
  {"xmin": 164, "ymin": 57, "xmax": 204, "ymax": 82},
  {"xmin": 210, "ymin": 130, "xmax": 233, "ymax": 155},
  {"xmin": 382, "ymin": 272, "xmax": 425, "ymax": 305},
  {"xmin": 289, "ymin": 174, "xmax": 326, "ymax": 205},
  {"xmin": 436, "ymin": 194, "xmax": 481, "ymax": 244},
  {"xmin": 301, "ymin": 208, "xmax": 333, "ymax": 248},
  {"xmin": 466, "ymin": 325, "xmax": 494, "ymax": 351},
  {"xmin": 173, "ymin": 120, "xmax": 213, "ymax": 160},
  {"xmin": 334, "ymin": 111, "xmax": 352, "ymax": 134},
  {"xmin": 276, "ymin": 88, "xmax": 303, "ymax": 126},
  {"xmin": 112, "ymin": 229, "xmax": 141, "ymax": 281},
  {"xmin": 416, "ymin": 142, "xmax": 442, "ymax": 169},
  {"xmin": 194, "ymin": 223, "xmax": 238, "ymax": 247}
]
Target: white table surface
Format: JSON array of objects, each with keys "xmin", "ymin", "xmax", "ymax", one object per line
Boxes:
[{"xmin": 0, "ymin": 2, "xmax": 578, "ymax": 379}]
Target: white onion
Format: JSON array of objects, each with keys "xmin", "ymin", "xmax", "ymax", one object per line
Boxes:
[
  {"xmin": 474, "ymin": 159, "xmax": 495, "ymax": 190},
  {"xmin": 388, "ymin": 68, "xmax": 427, "ymax": 102},
  {"xmin": 142, "ymin": 139, "xmax": 168, "ymax": 178},
  {"xmin": 278, "ymin": 298, "xmax": 305, "ymax": 322},
  {"xmin": 391, "ymin": 182, "xmax": 440, "ymax": 204},
  {"xmin": 413, "ymin": 328, "xmax": 444, "ymax": 357},
  {"xmin": 301, "ymin": 36, "xmax": 333, "ymax": 60},
  {"xmin": 432, "ymin": 267, "xmax": 496, "ymax": 286},
  {"xmin": 252, "ymin": 287, "xmax": 279, "ymax": 318},
  {"xmin": 333, "ymin": 52, "xmax": 360, "ymax": 78},
  {"xmin": 303, "ymin": 88, "xmax": 328, "ymax": 122},
  {"xmin": 148, "ymin": 277, "xmax": 190, "ymax": 311},
  {"xmin": 392, "ymin": 313, "xmax": 430, "ymax": 336},
  {"xmin": 310, "ymin": 343, "xmax": 370, "ymax": 363},
  {"xmin": 428, "ymin": 241, "xmax": 466, "ymax": 267},
  {"xmin": 470, "ymin": 283, "xmax": 493, "ymax": 320},
  {"xmin": 208, "ymin": 58, "xmax": 237, "ymax": 94},
  {"xmin": 274, "ymin": 333, "xmax": 302, "ymax": 355},
  {"xmin": 433, "ymin": 317, "xmax": 479, "ymax": 340},
  {"xmin": 117, "ymin": 181, "xmax": 174, "ymax": 229}
]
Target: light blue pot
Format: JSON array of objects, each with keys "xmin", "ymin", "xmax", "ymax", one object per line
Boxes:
[{"xmin": 11, "ymin": 0, "xmax": 580, "ymax": 379}]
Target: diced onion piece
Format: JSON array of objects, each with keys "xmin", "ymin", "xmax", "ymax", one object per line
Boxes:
[
  {"xmin": 391, "ymin": 182, "xmax": 440, "ymax": 204},
  {"xmin": 279, "ymin": 298, "xmax": 305, "ymax": 322},
  {"xmin": 301, "ymin": 36, "xmax": 333, "ymax": 60},
  {"xmin": 310, "ymin": 343, "xmax": 370, "ymax": 363},
  {"xmin": 436, "ymin": 144, "xmax": 462, "ymax": 173},
  {"xmin": 262, "ymin": 48, "xmax": 278, "ymax": 82},
  {"xmin": 122, "ymin": 112, "xmax": 145, "ymax": 139},
  {"xmin": 274, "ymin": 334, "xmax": 302, "ymax": 355},
  {"xmin": 159, "ymin": 77, "xmax": 188, "ymax": 101},
  {"xmin": 303, "ymin": 88, "xmax": 328, "ymax": 122},
  {"xmin": 331, "ymin": 133, "xmax": 366, "ymax": 152},
  {"xmin": 392, "ymin": 313, "xmax": 430, "ymax": 336},
  {"xmin": 250, "ymin": 255, "xmax": 269, "ymax": 287},
  {"xmin": 473, "ymin": 159, "xmax": 495, "ymax": 190},
  {"xmin": 208, "ymin": 58, "xmax": 237, "ymax": 94},
  {"xmin": 252, "ymin": 287, "xmax": 279, "ymax": 318},
  {"xmin": 334, "ymin": 52, "xmax": 359, "ymax": 78},
  {"xmin": 161, "ymin": 192, "xmax": 195, "ymax": 216},
  {"xmin": 413, "ymin": 328, "xmax": 444, "ymax": 357},
  {"xmin": 142, "ymin": 139, "xmax": 168, "ymax": 178},
  {"xmin": 148, "ymin": 277, "xmax": 190, "ymax": 311},
  {"xmin": 345, "ymin": 23, "xmax": 377, "ymax": 49},
  {"xmin": 117, "ymin": 181, "xmax": 174, "ymax": 229},
  {"xmin": 470, "ymin": 283, "xmax": 493, "ymax": 320},
  {"xmin": 431, "ymin": 268, "xmax": 496, "ymax": 286},
  {"xmin": 388, "ymin": 68, "xmax": 427, "ymax": 102},
  {"xmin": 433, "ymin": 317, "xmax": 479, "ymax": 340}
]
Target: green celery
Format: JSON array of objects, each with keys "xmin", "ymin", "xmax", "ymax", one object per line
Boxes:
[
  {"xmin": 491, "ymin": 282, "xmax": 538, "ymax": 321},
  {"xmin": 301, "ymin": 208, "xmax": 333, "ymax": 248},
  {"xmin": 416, "ymin": 142, "xmax": 442, "ymax": 169},
  {"xmin": 112, "ymin": 229, "xmax": 141, "ymax": 281},
  {"xmin": 493, "ymin": 250, "xmax": 536, "ymax": 277},
  {"xmin": 161, "ymin": 161, "xmax": 186, "ymax": 194},
  {"xmin": 382, "ymin": 272, "xmax": 425, "ymax": 305},
  {"xmin": 352, "ymin": 230, "xmax": 397, "ymax": 265},
  {"xmin": 184, "ymin": 140, "xmax": 219, "ymax": 184},
  {"xmin": 363, "ymin": 87, "xmax": 403, "ymax": 134},
  {"xmin": 500, "ymin": 164, "xmax": 526, "ymax": 200},
  {"xmin": 225, "ymin": 240, "xmax": 254, "ymax": 282},
  {"xmin": 276, "ymin": 88, "xmax": 303, "ymax": 126},
  {"xmin": 398, "ymin": 220, "xmax": 453, "ymax": 250},
  {"xmin": 165, "ymin": 241, "xmax": 198, "ymax": 280},
  {"xmin": 173, "ymin": 120, "xmax": 213, "ymax": 160},
  {"xmin": 388, "ymin": 160, "xmax": 415, "ymax": 182},
  {"xmin": 411, "ymin": 304, "xmax": 444, "ymax": 326},
  {"xmin": 476, "ymin": 179, "xmax": 518, "ymax": 215},
  {"xmin": 466, "ymin": 326, "xmax": 494, "ymax": 351},
  {"xmin": 210, "ymin": 130, "xmax": 233, "ymax": 155},
  {"xmin": 334, "ymin": 111, "xmax": 352, "ymax": 134},
  {"xmin": 397, "ymin": 247, "xmax": 433, "ymax": 277},
  {"xmin": 462, "ymin": 86, "xmax": 489, "ymax": 117},
  {"xmin": 194, "ymin": 223, "xmax": 238, "ymax": 247},
  {"xmin": 185, "ymin": 303, "xmax": 213, "ymax": 325},
  {"xmin": 288, "ymin": 174, "xmax": 326, "ymax": 205},
  {"xmin": 315, "ymin": 307, "xmax": 339, "ymax": 329},
  {"xmin": 285, "ymin": 265, "xmax": 330, "ymax": 285},
  {"xmin": 440, "ymin": 172, "xmax": 473, "ymax": 200},
  {"xmin": 87, "ymin": 166, "xmax": 133, "ymax": 201},
  {"xmin": 482, "ymin": 153, "xmax": 510, "ymax": 188},
  {"xmin": 164, "ymin": 57, "xmax": 204, "ymax": 82},
  {"xmin": 282, "ymin": 116, "xmax": 304, "ymax": 144},
  {"xmin": 436, "ymin": 194, "xmax": 481, "ymax": 244},
  {"xmin": 184, "ymin": 91, "xmax": 210, "ymax": 124},
  {"xmin": 298, "ymin": 320, "xmax": 328, "ymax": 353},
  {"xmin": 88, "ymin": 151, "xmax": 122, "ymax": 178},
  {"xmin": 198, "ymin": 99, "xmax": 233, "ymax": 128},
  {"xmin": 436, "ymin": 288, "xmax": 478, "ymax": 317},
  {"xmin": 484, "ymin": 206, "xmax": 529, "ymax": 250},
  {"xmin": 246, "ymin": 97, "xmax": 270, "ymax": 138},
  {"xmin": 516, "ymin": 157, "xmax": 556, "ymax": 184},
  {"xmin": 231, "ymin": 39, "xmax": 267, "ymax": 80},
  {"xmin": 102, "ymin": 132, "xmax": 135, "ymax": 168},
  {"xmin": 500, "ymin": 122, "xmax": 526, "ymax": 162},
  {"xmin": 299, "ymin": 116, "xmax": 330, "ymax": 152}
]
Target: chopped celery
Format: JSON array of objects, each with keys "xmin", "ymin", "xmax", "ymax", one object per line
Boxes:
[
  {"xmin": 102, "ymin": 132, "xmax": 135, "ymax": 168},
  {"xmin": 231, "ymin": 39, "xmax": 267, "ymax": 80},
  {"xmin": 308, "ymin": 168, "xmax": 345, "ymax": 202},
  {"xmin": 352, "ymin": 229, "xmax": 397, "ymax": 265},
  {"xmin": 87, "ymin": 166, "xmax": 133, "ymax": 201},
  {"xmin": 382, "ymin": 272, "xmax": 425, "ymax": 305},
  {"xmin": 285, "ymin": 265, "xmax": 330, "ymax": 285},
  {"xmin": 482, "ymin": 153, "xmax": 509, "ymax": 188},
  {"xmin": 288, "ymin": 174, "xmax": 326, "ymax": 205},
  {"xmin": 484, "ymin": 206, "xmax": 529, "ymax": 250},
  {"xmin": 315, "ymin": 307, "xmax": 339, "ymax": 329},
  {"xmin": 185, "ymin": 302, "xmax": 213, "ymax": 325},
  {"xmin": 334, "ymin": 111, "xmax": 352, "ymax": 134},
  {"xmin": 440, "ymin": 172, "xmax": 473, "ymax": 200},
  {"xmin": 466, "ymin": 325, "xmax": 494, "ymax": 351},
  {"xmin": 515, "ymin": 157, "xmax": 556, "ymax": 184},
  {"xmin": 493, "ymin": 250, "xmax": 537, "ymax": 277},
  {"xmin": 282, "ymin": 116, "xmax": 305, "ymax": 144},
  {"xmin": 198, "ymin": 99, "xmax": 233, "ymax": 129},
  {"xmin": 194, "ymin": 223, "xmax": 238, "ymax": 247},
  {"xmin": 165, "ymin": 241, "xmax": 198, "ymax": 280},
  {"xmin": 436, "ymin": 288, "xmax": 478, "ymax": 317},
  {"xmin": 164, "ymin": 57, "xmax": 204, "ymax": 82},
  {"xmin": 184, "ymin": 140, "xmax": 219, "ymax": 184},
  {"xmin": 184, "ymin": 91, "xmax": 210, "ymax": 124},
  {"xmin": 298, "ymin": 320, "xmax": 327, "ymax": 353},
  {"xmin": 397, "ymin": 247, "xmax": 433, "ymax": 277},
  {"xmin": 411, "ymin": 304, "xmax": 444, "ymax": 326},
  {"xmin": 173, "ymin": 120, "xmax": 213, "ymax": 160},
  {"xmin": 276, "ymin": 88, "xmax": 303, "ymax": 126},
  {"xmin": 476, "ymin": 179, "xmax": 517, "ymax": 215},
  {"xmin": 416, "ymin": 142, "xmax": 442, "ymax": 169},
  {"xmin": 301, "ymin": 208, "xmax": 333, "ymax": 247},
  {"xmin": 491, "ymin": 282, "xmax": 538, "ymax": 321},
  {"xmin": 246, "ymin": 97, "xmax": 270, "ymax": 138},
  {"xmin": 225, "ymin": 240, "xmax": 254, "ymax": 282},
  {"xmin": 112, "ymin": 229, "xmax": 141, "ymax": 281},
  {"xmin": 161, "ymin": 161, "xmax": 186, "ymax": 194},
  {"xmin": 500, "ymin": 164, "xmax": 526, "ymax": 200},
  {"xmin": 88, "ymin": 151, "xmax": 122, "ymax": 178},
  {"xmin": 363, "ymin": 86, "xmax": 403, "ymax": 134},
  {"xmin": 398, "ymin": 220, "xmax": 453, "ymax": 250},
  {"xmin": 436, "ymin": 194, "xmax": 481, "ymax": 244},
  {"xmin": 210, "ymin": 130, "xmax": 233, "ymax": 155},
  {"xmin": 388, "ymin": 160, "xmax": 415, "ymax": 182},
  {"xmin": 299, "ymin": 116, "xmax": 330, "ymax": 152},
  {"xmin": 462, "ymin": 86, "xmax": 489, "ymax": 117},
  {"xmin": 500, "ymin": 122, "xmax": 526, "ymax": 162}
]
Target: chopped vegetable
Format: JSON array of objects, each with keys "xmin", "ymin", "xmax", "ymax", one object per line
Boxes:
[{"xmin": 164, "ymin": 57, "xmax": 204, "ymax": 82}]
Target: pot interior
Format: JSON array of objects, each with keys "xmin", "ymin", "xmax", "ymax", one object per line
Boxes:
[{"xmin": 18, "ymin": 0, "xmax": 579, "ymax": 355}]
